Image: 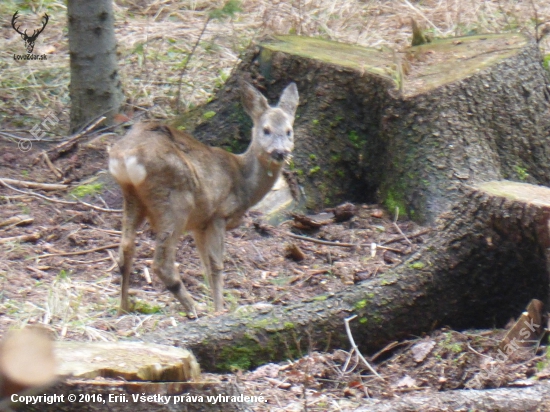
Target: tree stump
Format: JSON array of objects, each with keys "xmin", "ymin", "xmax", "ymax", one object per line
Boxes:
[
  {"xmin": 10, "ymin": 341, "xmax": 256, "ymax": 412},
  {"xmin": 177, "ymin": 34, "xmax": 550, "ymax": 223},
  {"xmin": 136, "ymin": 180, "xmax": 550, "ymax": 372}
]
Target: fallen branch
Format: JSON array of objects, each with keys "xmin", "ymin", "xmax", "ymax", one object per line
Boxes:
[
  {"xmin": 381, "ymin": 228, "xmax": 431, "ymax": 246},
  {"xmin": 37, "ymin": 243, "xmax": 119, "ymax": 259},
  {"xmin": 0, "ymin": 233, "xmax": 41, "ymax": 244},
  {"xmin": 39, "ymin": 116, "xmax": 106, "ymax": 163},
  {"xmin": 0, "ymin": 178, "xmax": 66, "ymax": 191},
  {"xmin": 0, "ymin": 179, "xmax": 121, "ymax": 213},
  {"xmin": 286, "ymin": 232, "xmax": 356, "ymax": 248},
  {"xmin": 41, "ymin": 153, "xmax": 63, "ymax": 180}
]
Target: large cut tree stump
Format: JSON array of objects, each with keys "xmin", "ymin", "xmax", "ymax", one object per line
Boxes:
[
  {"xmin": 11, "ymin": 341, "xmax": 255, "ymax": 412},
  {"xmin": 177, "ymin": 33, "xmax": 550, "ymax": 223},
  {"xmin": 138, "ymin": 181, "xmax": 550, "ymax": 372}
]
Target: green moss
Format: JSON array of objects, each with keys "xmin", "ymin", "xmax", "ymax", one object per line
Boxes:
[
  {"xmin": 384, "ymin": 188, "xmax": 407, "ymax": 219},
  {"xmin": 514, "ymin": 165, "xmax": 529, "ymax": 181},
  {"xmin": 219, "ymin": 345, "xmax": 255, "ymax": 371},
  {"xmin": 202, "ymin": 111, "xmax": 216, "ymax": 120},
  {"xmin": 359, "ymin": 317, "xmax": 368, "ymax": 324},
  {"xmin": 543, "ymin": 54, "xmax": 550, "ymax": 71},
  {"xmin": 133, "ymin": 300, "xmax": 162, "ymax": 314},
  {"xmin": 355, "ymin": 299, "xmax": 368, "ymax": 310},
  {"xmin": 70, "ymin": 183, "xmax": 103, "ymax": 198},
  {"xmin": 312, "ymin": 119, "xmax": 319, "ymax": 125},
  {"xmin": 409, "ymin": 261, "xmax": 425, "ymax": 270},
  {"xmin": 283, "ymin": 322, "xmax": 295, "ymax": 330},
  {"xmin": 309, "ymin": 154, "xmax": 317, "ymax": 161},
  {"xmin": 309, "ymin": 165, "xmax": 321, "ymax": 175}
]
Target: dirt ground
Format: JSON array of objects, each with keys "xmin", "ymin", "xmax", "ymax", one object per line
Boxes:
[
  {"xmin": 2, "ymin": 0, "xmax": 550, "ymax": 410},
  {"xmin": 1, "ymin": 136, "xmax": 548, "ymax": 411}
]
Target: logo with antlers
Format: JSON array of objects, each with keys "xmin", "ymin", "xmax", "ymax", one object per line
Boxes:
[{"xmin": 11, "ymin": 11, "xmax": 49, "ymax": 54}]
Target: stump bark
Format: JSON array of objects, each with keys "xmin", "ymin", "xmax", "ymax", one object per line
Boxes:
[
  {"xmin": 177, "ymin": 33, "xmax": 550, "ymax": 223},
  {"xmin": 139, "ymin": 180, "xmax": 550, "ymax": 373}
]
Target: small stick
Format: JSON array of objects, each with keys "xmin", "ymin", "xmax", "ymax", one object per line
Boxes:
[
  {"xmin": 1, "ymin": 179, "xmax": 121, "ymax": 212},
  {"xmin": 0, "ymin": 178, "xmax": 66, "ymax": 191},
  {"xmin": 42, "ymin": 116, "xmax": 106, "ymax": 161},
  {"xmin": 393, "ymin": 207, "xmax": 412, "ymax": 246},
  {"xmin": 0, "ymin": 233, "xmax": 40, "ymax": 244},
  {"xmin": 370, "ymin": 341, "xmax": 403, "ymax": 362},
  {"xmin": 0, "ymin": 215, "xmax": 33, "ymax": 228},
  {"xmin": 37, "ymin": 243, "xmax": 119, "ymax": 258},
  {"xmin": 0, "ymin": 179, "xmax": 75, "ymax": 205},
  {"xmin": 382, "ymin": 228, "xmax": 431, "ymax": 246},
  {"xmin": 143, "ymin": 267, "xmax": 152, "ymax": 284},
  {"xmin": 41, "ymin": 153, "xmax": 63, "ymax": 180},
  {"xmin": 344, "ymin": 315, "xmax": 384, "ymax": 380},
  {"xmin": 286, "ymin": 232, "xmax": 355, "ymax": 248},
  {"xmin": 375, "ymin": 244, "xmax": 406, "ymax": 254},
  {"xmin": 72, "ymin": 197, "xmax": 122, "ymax": 213}
]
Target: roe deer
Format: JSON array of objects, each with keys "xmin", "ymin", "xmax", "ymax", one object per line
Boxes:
[{"xmin": 109, "ymin": 82, "xmax": 299, "ymax": 317}]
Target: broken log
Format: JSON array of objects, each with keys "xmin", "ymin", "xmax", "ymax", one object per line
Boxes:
[
  {"xmin": 139, "ymin": 180, "xmax": 550, "ymax": 372},
  {"xmin": 177, "ymin": 34, "xmax": 550, "ymax": 223}
]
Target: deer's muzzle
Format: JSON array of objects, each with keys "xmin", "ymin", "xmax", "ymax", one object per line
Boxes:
[{"xmin": 270, "ymin": 149, "xmax": 291, "ymax": 163}]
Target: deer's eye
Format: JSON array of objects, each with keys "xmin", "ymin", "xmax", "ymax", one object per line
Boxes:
[
  {"xmin": 263, "ymin": 127, "xmax": 271, "ymax": 135},
  {"xmin": 286, "ymin": 130, "xmax": 292, "ymax": 137}
]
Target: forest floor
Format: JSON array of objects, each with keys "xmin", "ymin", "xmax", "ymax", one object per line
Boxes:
[
  {"xmin": 1, "ymin": 137, "xmax": 548, "ymax": 411},
  {"xmin": 1, "ymin": 0, "xmax": 550, "ymax": 410}
]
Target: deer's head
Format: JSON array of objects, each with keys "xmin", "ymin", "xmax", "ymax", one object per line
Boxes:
[
  {"xmin": 12, "ymin": 11, "xmax": 49, "ymax": 54},
  {"xmin": 241, "ymin": 82, "xmax": 299, "ymax": 164}
]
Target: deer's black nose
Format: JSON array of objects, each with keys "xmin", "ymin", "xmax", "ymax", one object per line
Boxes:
[{"xmin": 271, "ymin": 150, "xmax": 289, "ymax": 162}]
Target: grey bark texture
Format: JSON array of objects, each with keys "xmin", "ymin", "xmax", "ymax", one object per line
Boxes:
[
  {"xmin": 67, "ymin": 0, "xmax": 123, "ymax": 133},
  {"xmin": 138, "ymin": 181, "xmax": 550, "ymax": 373},
  {"xmin": 354, "ymin": 382, "xmax": 550, "ymax": 412},
  {"xmin": 176, "ymin": 34, "xmax": 550, "ymax": 223}
]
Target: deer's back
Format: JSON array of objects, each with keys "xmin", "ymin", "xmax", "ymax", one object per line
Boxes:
[{"xmin": 109, "ymin": 123, "xmax": 245, "ymax": 230}]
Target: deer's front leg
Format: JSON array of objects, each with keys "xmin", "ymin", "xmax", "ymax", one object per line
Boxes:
[{"xmin": 194, "ymin": 219, "xmax": 226, "ymax": 313}]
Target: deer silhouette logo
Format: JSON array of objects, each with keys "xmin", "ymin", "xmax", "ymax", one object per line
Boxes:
[{"xmin": 11, "ymin": 11, "xmax": 49, "ymax": 54}]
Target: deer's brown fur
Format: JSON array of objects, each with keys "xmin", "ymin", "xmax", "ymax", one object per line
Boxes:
[{"xmin": 109, "ymin": 82, "xmax": 299, "ymax": 316}]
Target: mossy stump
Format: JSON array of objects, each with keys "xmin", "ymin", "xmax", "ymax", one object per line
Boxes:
[
  {"xmin": 177, "ymin": 34, "xmax": 550, "ymax": 223},
  {"xmin": 138, "ymin": 181, "xmax": 550, "ymax": 372}
]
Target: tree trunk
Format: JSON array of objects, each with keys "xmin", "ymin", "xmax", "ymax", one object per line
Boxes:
[
  {"xmin": 138, "ymin": 180, "xmax": 550, "ymax": 372},
  {"xmin": 176, "ymin": 34, "xmax": 550, "ymax": 223},
  {"xmin": 67, "ymin": 0, "xmax": 123, "ymax": 133},
  {"xmin": 353, "ymin": 382, "xmax": 550, "ymax": 412}
]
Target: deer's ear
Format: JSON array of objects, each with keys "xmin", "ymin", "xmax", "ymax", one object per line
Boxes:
[
  {"xmin": 278, "ymin": 83, "xmax": 299, "ymax": 120},
  {"xmin": 240, "ymin": 82, "xmax": 270, "ymax": 122}
]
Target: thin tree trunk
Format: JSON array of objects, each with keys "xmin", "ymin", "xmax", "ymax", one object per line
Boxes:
[{"xmin": 67, "ymin": 0, "xmax": 123, "ymax": 133}]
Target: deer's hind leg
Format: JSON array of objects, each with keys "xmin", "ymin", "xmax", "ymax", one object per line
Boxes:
[{"xmin": 118, "ymin": 186, "xmax": 146, "ymax": 314}]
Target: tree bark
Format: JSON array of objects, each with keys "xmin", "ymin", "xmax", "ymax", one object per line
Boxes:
[
  {"xmin": 353, "ymin": 382, "xmax": 550, "ymax": 412},
  {"xmin": 138, "ymin": 180, "xmax": 550, "ymax": 372},
  {"xmin": 177, "ymin": 34, "xmax": 550, "ymax": 223},
  {"xmin": 67, "ymin": 0, "xmax": 123, "ymax": 133}
]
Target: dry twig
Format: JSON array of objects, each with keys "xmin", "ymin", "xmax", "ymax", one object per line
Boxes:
[{"xmin": 344, "ymin": 315, "xmax": 384, "ymax": 380}]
